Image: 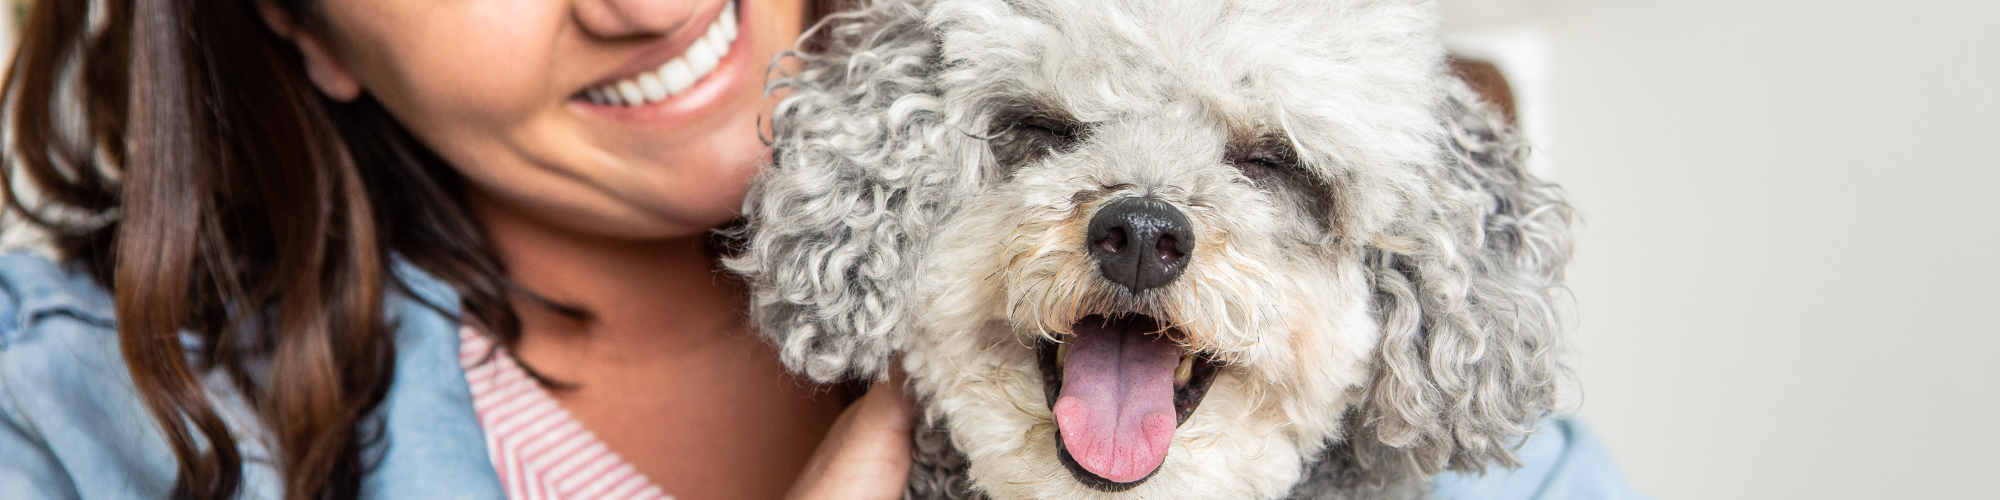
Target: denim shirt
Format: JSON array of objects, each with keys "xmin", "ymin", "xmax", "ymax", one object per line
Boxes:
[{"xmin": 0, "ymin": 252, "xmax": 1643, "ymax": 499}]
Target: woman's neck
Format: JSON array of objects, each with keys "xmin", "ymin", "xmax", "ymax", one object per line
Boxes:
[
  {"xmin": 469, "ymin": 192, "xmax": 747, "ymax": 360},
  {"xmin": 466, "ymin": 191, "xmax": 844, "ymax": 500}
]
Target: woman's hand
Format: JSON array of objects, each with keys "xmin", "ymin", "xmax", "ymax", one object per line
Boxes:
[{"xmin": 787, "ymin": 370, "xmax": 915, "ymax": 500}]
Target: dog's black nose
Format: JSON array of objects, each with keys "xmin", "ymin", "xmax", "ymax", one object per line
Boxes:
[{"xmin": 1087, "ymin": 198, "xmax": 1194, "ymax": 293}]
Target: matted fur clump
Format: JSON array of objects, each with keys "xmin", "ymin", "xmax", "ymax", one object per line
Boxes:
[{"xmin": 728, "ymin": 0, "xmax": 1573, "ymax": 498}]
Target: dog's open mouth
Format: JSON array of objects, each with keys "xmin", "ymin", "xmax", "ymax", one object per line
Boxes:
[{"xmin": 1036, "ymin": 313, "xmax": 1221, "ymax": 491}]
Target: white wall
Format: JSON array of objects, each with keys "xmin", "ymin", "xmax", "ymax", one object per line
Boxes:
[{"xmin": 1447, "ymin": 0, "xmax": 2000, "ymax": 498}]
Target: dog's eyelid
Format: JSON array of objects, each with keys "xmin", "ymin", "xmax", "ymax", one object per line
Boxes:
[
  {"xmin": 1015, "ymin": 116, "xmax": 1083, "ymax": 136},
  {"xmin": 1224, "ymin": 140, "xmax": 1302, "ymax": 182},
  {"xmin": 1237, "ymin": 144, "xmax": 1298, "ymax": 164},
  {"xmin": 986, "ymin": 108, "xmax": 1089, "ymax": 172},
  {"xmin": 1240, "ymin": 156, "xmax": 1281, "ymax": 168},
  {"xmin": 1014, "ymin": 116, "xmax": 1087, "ymax": 151},
  {"xmin": 1226, "ymin": 130, "xmax": 1296, "ymax": 154}
]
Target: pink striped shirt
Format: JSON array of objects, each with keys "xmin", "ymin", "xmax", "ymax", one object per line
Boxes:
[{"xmin": 460, "ymin": 328, "xmax": 674, "ymax": 500}]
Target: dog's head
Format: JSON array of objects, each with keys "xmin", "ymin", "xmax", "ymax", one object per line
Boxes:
[{"xmin": 731, "ymin": 0, "xmax": 1570, "ymax": 498}]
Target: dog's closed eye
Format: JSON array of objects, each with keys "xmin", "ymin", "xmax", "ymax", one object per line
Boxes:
[
  {"xmin": 1224, "ymin": 137, "xmax": 1300, "ymax": 184},
  {"xmin": 990, "ymin": 110, "xmax": 1088, "ymax": 171},
  {"xmin": 1014, "ymin": 116, "xmax": 1083, "ymax": 150}
]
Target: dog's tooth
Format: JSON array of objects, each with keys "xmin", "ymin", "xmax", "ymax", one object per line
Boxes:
[
  {"xmin": 1176, "ymin": 354, "xmax": 1194, "ymax": 384},
  {"xmin": 1056, "ymin": 342, "xmax": 1070, "ymax": 365}
]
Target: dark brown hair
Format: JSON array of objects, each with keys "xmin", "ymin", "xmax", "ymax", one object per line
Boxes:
[{"xmin": 1, "ymin": 1, "xmax": 838, "ymax": 499}]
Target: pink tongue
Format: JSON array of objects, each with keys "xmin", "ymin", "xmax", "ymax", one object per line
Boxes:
[{"xmin": 1054, "ymin": 317, "xmax": 1182, "ymax": 483}]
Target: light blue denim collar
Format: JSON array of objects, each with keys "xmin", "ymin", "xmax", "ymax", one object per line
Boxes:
[{"xmin": 0, "ymin": 255, "xmax": 114, "ymax": 348}]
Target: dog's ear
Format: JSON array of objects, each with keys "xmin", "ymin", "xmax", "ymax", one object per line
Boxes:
[
  {"xmin": 727, "ymin": 1, "xmax": 962, "ymax": 383},
  {"xmin": 1352, "ymin": 77, "xmax": 1572, "ymax": 476}
]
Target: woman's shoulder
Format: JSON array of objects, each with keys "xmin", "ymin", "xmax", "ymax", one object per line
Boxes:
[
  {"xmin": 0, "ymin": 250, "xmax": 473, "ymax": 354},
  {"xmin": 357, "ymin": 259, "xmax": 513, "ymax": 498},
  {"xmin": 0, "ymin": 252, "xmax": 116, "ymax": 349},
  {"xmin": 0, "ymin": 252, "xmax": 185, "ymax": 498},
  {"xmin": 0, "ymin": 252, "xmax": 506, "ymax": 499},
  {"xmin": 0, "ymin": 252, "xmax": 126, "ymax": 399}
]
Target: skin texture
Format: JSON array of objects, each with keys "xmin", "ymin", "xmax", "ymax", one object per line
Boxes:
[{"xmin": 261, "ymin": 1, "xmax": 915, "ymax": 498}]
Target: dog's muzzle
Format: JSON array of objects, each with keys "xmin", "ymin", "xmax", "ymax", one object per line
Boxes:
[
  {"xmin": 1023, "ymin": 198, "xmax": 1218, "ymax": 491},
  {"xmin": 1087, "ymin": 198, "xmax": 1193, "ymax": 293}
]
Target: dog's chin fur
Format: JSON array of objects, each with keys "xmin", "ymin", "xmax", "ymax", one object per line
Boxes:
[{"xmin": 731, "ymin": 0, "xmax": 1574, "ymax": 499}]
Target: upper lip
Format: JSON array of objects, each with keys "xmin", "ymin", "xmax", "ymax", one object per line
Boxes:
[{"xmin": 580, "ymin": 0, "xmax": 736, "ymax": 94}]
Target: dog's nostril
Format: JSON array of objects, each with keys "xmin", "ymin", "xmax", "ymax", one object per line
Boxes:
[
  {"xmin": 1086, "ymin": 198, "xmax": 1195, "ymax": 293},
  {"xmin": 1155, "ymin": 234, "xmax": 1183, "ymax": 262},
  {"xmin": 1097, "ymin": 227, "xmax": 1128, "ymax": 254}
]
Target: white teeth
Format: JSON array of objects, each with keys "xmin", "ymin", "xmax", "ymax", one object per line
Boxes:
[
  {"xmin": 707, "ymin": 23, "xmax": 728, "ymax": 52},
  {"xmin": 720, "ymin": 2, "xmax": 737, "ymax": 40},
  {"xmin": 660, "ymin": 60, "xmax": 695, "ymax": 94},
  {"xmin": 581, "ymin": 1, "xmax": 741, "ymax": 107},
  {"xmin": 1056, "ymin": 342, "xmax": 1070, "ymax": 365},
  {"xmin": 615, "ymin": 80, "xmax": 645, "ymax": 106},
  {"xmin": 686, "ymin": 39, "xmax": 719, "ymax": 77},
  {"xmin": 637, "ymin": 73, "xmax": 669, "ymax": 102},
  {"xmin": 1175, "ymin": 354, "xmax": 1194, "ymax": 385}
]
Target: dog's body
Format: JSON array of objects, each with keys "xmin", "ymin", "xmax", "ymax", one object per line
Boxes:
[{"xmin": 731, "ymin": 0, "xmax": 1572, "ymax": 498}]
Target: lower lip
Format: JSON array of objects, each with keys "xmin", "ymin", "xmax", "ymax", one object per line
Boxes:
[{"xmin": 568, "ymin": 1, "xmax": 756, "ymax": 126}]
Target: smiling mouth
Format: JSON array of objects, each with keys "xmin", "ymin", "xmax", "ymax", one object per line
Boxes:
[
  {"xmin": 578, "ymin": 0, "xmax": 740, "ymax": 107},
  {"xmin": 1037, "ymin": 314, "xmax": 1221, "ymax": 492}
]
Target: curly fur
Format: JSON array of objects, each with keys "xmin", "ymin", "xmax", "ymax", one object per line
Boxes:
[{"xmin": 728, "ymin": 0, "xmax": 1572, "ymax": 498}]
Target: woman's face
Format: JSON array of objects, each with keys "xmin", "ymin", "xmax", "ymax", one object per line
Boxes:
[{"xmin": 303, "ymin": 0, "xmax": 806, "ymax": 239}]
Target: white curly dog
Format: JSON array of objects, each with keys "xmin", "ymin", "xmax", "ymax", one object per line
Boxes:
[{"xmin": 731, "ymin": 0, "xmax": 1573, "ymax": 498}]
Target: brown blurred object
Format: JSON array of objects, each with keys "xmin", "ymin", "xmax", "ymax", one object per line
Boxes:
[
  {"xmin": 809, "ymin": 0, "xmax": 851, "ymax": 24},
  {"xmin": 3, "ymin": 0, "xmax": 24, "ymax": 55},
  {"xmin": 1449, "ymin": 55, "xmax": 1517, "ymax": 124}
]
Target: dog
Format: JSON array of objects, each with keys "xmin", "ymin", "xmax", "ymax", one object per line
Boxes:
[{"xmin": 729, "ymin": 0, "xmax": 1572, "ymax": 498}]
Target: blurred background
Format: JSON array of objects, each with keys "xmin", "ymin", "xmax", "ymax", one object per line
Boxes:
[
  {"xmin": 2, "ymin": 0, "xmax": 1995, "ymax": 498},
  {"xmin": 1439, "ymin": 0, "xmax": 2000, "ymax": 498}
]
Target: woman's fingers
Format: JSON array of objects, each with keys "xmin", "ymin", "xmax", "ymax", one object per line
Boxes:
[{"xmin": 787, "ymin": 370, "xmax": 915, "ymax": 500}]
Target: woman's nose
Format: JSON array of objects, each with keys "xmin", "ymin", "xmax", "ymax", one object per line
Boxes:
[{"xmin": 573, "ymin": 0, "xmax": 699, "ymax": 38}]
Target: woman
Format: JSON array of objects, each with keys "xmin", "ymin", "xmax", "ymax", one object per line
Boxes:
[{"xmin": 0, "ymin": 0, "xmax": 910, "ymax": 499}]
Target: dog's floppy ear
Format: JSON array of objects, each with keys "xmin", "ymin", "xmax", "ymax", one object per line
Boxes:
[
  {"xmin": 1353, "ymin": 78, "xmax": 1572, "ymax": 475},
  {"xmin": 728, "ymin": 1, "xmax": 962, "ymax": 383}
]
